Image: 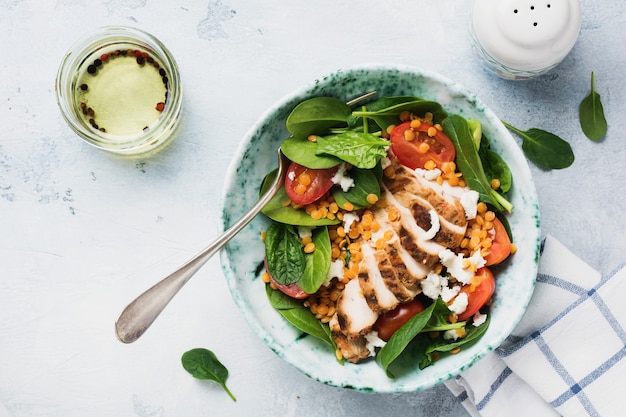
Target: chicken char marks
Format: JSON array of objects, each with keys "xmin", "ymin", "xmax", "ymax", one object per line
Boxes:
[{"xmin": 331, "ymin": 158, "xmax": 469, "ymax": 363}]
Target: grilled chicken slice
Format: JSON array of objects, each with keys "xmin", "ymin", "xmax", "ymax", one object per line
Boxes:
[
  {"xmin": 363, "ymin": 243, "xmax": 420, "ymax": 304},
  {"xmin": 329, "ymin": 315, "xmax": 370, "ymax": 363},
  {"xmin": 384, "ymin": 159, "xmax": 467, "ymax": 229},
  {"xmin": 358, "ymin": 244, "xmax": 401, "ymax": 313},
  {"xmin": 335, "ymin": 278, "xmax": 378, "ymax": 336},
  {"xmin": 330, "ymin": 157, "xmax": 472, "ymax": 363}
]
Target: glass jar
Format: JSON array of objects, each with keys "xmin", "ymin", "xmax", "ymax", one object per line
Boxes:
[
  {"xmin": 470, "ymin": 0, "xmax": 581, "ymax": 80},
  {"xmin": 55, "ymin": 26, "xmax": 183, "ymax": 156}
]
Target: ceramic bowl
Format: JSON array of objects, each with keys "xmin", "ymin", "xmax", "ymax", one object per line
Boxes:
[{"xmin": 219, "ymin": 65, "xmax": 540, "ymax": 393}]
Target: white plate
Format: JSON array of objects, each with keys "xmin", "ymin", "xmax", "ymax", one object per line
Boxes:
[{"xmin": 219, "ymin": 64, "xmax": 540, "ymax": 393}]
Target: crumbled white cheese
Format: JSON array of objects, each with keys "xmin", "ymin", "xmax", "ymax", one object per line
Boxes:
[
  {"xmin": 443, "ymin": 329, "xmax": 462, "ymax": 341},
  {"xmin": 440, "ymin": 284, "xmax": 461, "ymax": 303},
  {"xmin": 331, "ymin": 163, "xmax": 355, "ymax": 192},
  {"xmin": 439, "ymin": 249, "xmax": 477, "ymax": 285},
  {"xmin": 297, "ymin": 226, "xmax": 312, "ymax": 239},
  {"xmin": 422, "ymin": 209, "xmax": 441, "ymax": 241},
  {"xmin": 420, "ymin": 272, "xmax": 445, "ymax": 300},
  {"xmin": 461, "ymin": 190, "xmax": 480, "ymax": 220},
  {"xmin": 342, "ymin": 212, "xmax": 360, "ymax": 233},
  {"xmin": 468, "ymin": 249, "xmax": 487, "ymax": 270},
  {"xmin": 414, "ymin": 167, "xmax": 442, "ymax": 181},
  {"xmin": 381, "ymin": 156, "xmax": 392, "ymax": 169},
  {"xmin": 364, "ymin": 331, "xmax": 387, "ymax": 357},
  {"xmin": 324, "ymin": 259, "xmax": 345, "ymax": 287},
  {"xmin": 448, "ymin": 292, "xmax": 469, "ymax": 316},
  {"xmin": 472, "ymin": 312, "xmax": 488, "ymax": 327},
  {"xmin": 287, "ymin": 170, "xmax": 296, "ymax": 181}
]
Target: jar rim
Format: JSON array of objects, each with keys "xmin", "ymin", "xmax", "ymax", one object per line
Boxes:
[{"xmin": 55, "ymin": 25, "xmax": 183, "ymax": 156}]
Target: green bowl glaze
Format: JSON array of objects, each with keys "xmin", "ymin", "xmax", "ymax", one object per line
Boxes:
[{"xmin": 219, "ymin": 65, "xmax": 540, "ymax": 393}]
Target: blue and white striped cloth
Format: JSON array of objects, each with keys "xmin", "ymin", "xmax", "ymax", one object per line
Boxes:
[{"xmin": 445, "ymin": 235, "xmax": 626, "ymax": 417}]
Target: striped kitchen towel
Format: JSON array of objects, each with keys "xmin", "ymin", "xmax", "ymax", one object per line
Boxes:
[{"xmin": 445, "ymin": 235, "xmax": 626, "ymax": 417}]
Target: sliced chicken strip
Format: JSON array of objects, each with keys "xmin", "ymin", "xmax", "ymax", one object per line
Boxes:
[
  {"xmin": 382, "ymin": 188, "xmax": 446, "ymax": 267},
  {"xmin": 329, "ymin": 315, "xmax": 370, "ymax": 364},
  {"xmin": 335, "ymin": 278, "xmax": 378, "ymax": 335},
  {"xmin": 372, "ymin": 208, "xmax": 431, "ymax": 287},
  {"xmin": 389, "ymin": 188, "xmax": 466, "ymax": 249},
  {"xmin": 375, "ymin": 251, "xmax": 420, "ymax": 303},
  {"xmin": 358, "ymin": 244, "xmax": 401, "ymax": 313},
  {"xmin": 328, "ymin": 158, "xmax": 474, "ymax": 362},
  {"xmin": 384, "ymin": 159, "xmax": 467, "ymax": 228}
]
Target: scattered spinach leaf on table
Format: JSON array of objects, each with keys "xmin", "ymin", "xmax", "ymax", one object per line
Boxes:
[
  {"xmin": 181, "ymin": 348, "xmax": 236, "ymax": 401},
  {"xmin": 502, "ymin": 121, "xmax": 574, "ymax": 170},
  {"xmin": 579, "ymin": 71, "xmax": 608, "ymax": 141}
]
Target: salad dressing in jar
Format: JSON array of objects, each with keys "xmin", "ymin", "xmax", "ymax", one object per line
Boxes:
[
  {"xmin": 470, "ymin": 0, "xmax": 581, "ymax": 79},
  {"xmin": 56, "ymin": 26, "xmax": 183, "ymax": 156}
]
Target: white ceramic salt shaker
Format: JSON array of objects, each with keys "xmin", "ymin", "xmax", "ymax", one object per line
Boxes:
[{"xmin": 470, "ymin": 0, "xmax": 581, "ymax": 79}]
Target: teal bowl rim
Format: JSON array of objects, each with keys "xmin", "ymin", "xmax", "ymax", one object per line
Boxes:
[{"xmin": 219, "ymin": 63, "xmax": 541, "ymax": 393}]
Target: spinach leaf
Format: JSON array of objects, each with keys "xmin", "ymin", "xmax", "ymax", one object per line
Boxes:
[
  {"xmin": 442, "ymin": 115, "xmax": 513, "ymax": 213},
  {"xmin": 266, "ymin": 284, "xmax": 304, "ymax": 309},
  {"xmin": 352, "ymin": 97, "xmax": 448, "ymax": 130},
  {"xmin": 299, "ymin": 226, "xmax": 332, "ymax": 294},
  {"xmin": 376, "ymin": 299, "xmax": 438, "ymax": 377},
  {"xmin": 420, "ymin": 316, "xmax": 490, "ymax": 369},
  {"xmin": 422, "ymin": 298, "xmax": 467, "ymax": 333},
  {"xmin": 478, "ymin": 134, "xmax": 512, "ymax": 193},
  {"xmin": 467, "ymin": 119, "xmax": 483, "ymax": 149},
  {"xmin": 333, "ymin": 166, "xmax": 381, "ymax": 208},
  {"xmin": 286, "ymin": 97, "xmax": 351, "ymax": 137},
  {"xmin": 579, "ymin": 72, "xmax": 608, "ymax": 141},
  {"xmin": 347, "ymin": 96, "xmax": 415, "ymax": 130},
  {"xmin": 502, "ymin": 121, "xmax": 574, "ymax": 170},
  {"xmin": 260, "ymin": 170, "xmax": 340, "ymax": 226},
  {"xmin": 332, "ymin": 189, "xmax": 365, "ymax": 211},
  {"xmin": 484, "ymin": 149, "xmax": 512, "ymax": 193},
  {"xmin": 315, "ymin": 131, "xmax": 389, "ymax": 169},
  {"xmin": 181, "ymin": 348, "xmax": 236, "ymax": 401},
  {"xmin": 376, "ymin": 298, "xmax": 469, "ymax": 377},
  {"xmin": 264, "ymin": 223, "xmax": 305, "ymax": 285},
  {"xmin": 280, "ymin": 136, "xmax": 341, "ymax": 169},
  {"xmin": 265, "ymin": 284, "xmax": 337, "ymax": 350},
  {"xmin": 262, "ymin": 187, "xmax": 340, "ymax": 226}
]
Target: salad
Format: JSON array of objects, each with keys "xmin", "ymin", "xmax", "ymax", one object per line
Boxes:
[{"xmin": 258, "ymin": 93, "xmax": 515, "ymax": 377}]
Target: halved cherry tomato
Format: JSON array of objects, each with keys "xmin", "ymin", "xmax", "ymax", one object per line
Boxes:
[
  {"xmin": 456, "ymin": 267, "xmax": 495, "ymax": 321},
  {"xmin": 284, "ymin": 161, "xmax": 338, "ymax": 205},
  {"xmin": 484, "ymin": 217, "xmax": 512, "ymax": 266},
  {"xmin": 390, "ymin": 121, "xmax": 456, "ymax": 169},
  {"xmin": 267, "ymin": 272, "xmax": 309, "ymax": 299},
  {"xmin": 373, "ymin": 299, "xmax": 425, "ymax": 341}
]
